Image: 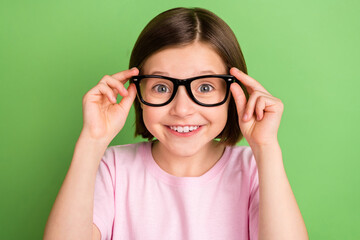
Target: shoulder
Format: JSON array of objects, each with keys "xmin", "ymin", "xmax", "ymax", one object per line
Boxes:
[
  {"xmin": 227, "ymin": 145, "xmax": 254, "ymax": 162},
  {"xmin": 106, "ymin": 142, "xmax": 145, "ymax": 155},
  {"xmin": 227, "ymin": 144, "xmax": 253, "ymax": 156},
  {"xmin": 94, "ymin": 142, "xmax": 150, "ymax": 186},
  {"xmin": 225, "ymin": 145, "xmax": 257, "ymax": 173},
  {"xmin": 225, "ymin": 145, "xmax": 259, "ymax": 193},
  {"xmin": 101, "ymin": 141, "xmax": 149, "ymax": 166}
]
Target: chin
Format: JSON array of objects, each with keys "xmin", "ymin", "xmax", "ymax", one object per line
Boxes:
[
  {"xmin": 163, "ymin": 140, "xmax": 207, "ymax": 157},
  {"xmin": 171, "ymin": 147, "xmax": 199, "ymax": 157}
]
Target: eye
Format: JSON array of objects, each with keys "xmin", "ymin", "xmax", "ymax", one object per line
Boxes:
[
  {"xmin": 153, "ymin": 84, "xmax": 170, "ymax": 93},
  {"xmin": 198, "ymin": 84, "xmax": 214, "ymax": 93}
]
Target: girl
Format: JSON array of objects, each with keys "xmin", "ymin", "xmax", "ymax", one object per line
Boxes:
[{"xmin": 44, "ymin": 7, "xmax": 308, "ymax": 240}]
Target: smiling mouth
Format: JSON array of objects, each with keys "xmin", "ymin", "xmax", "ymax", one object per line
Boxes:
[{"xmin": 169, "ymin": 125, "xmax": 200, "ymax": 133}]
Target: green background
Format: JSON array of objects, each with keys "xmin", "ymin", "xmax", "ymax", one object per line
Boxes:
[{"xmin": 1, "ymin": 0, "xmax": 359, "ymax": 239}]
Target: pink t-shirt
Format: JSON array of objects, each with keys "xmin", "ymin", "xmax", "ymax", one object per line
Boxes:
[{"xmin": 93, "ymin": 142, "xmax": 259, "ymax": 240}]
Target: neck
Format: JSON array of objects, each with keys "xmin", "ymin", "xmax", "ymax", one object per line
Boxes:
[{"xmin": 151, "ymin": 140, "xmax": 226, "ymax": 177}]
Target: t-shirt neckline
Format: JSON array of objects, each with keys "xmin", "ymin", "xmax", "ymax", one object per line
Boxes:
[{"xmin": 141, "ymin": 141, "xmax": 231, "ymax": 186}]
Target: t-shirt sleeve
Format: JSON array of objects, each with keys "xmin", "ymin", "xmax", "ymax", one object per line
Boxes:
[
  {"xmin": 249, "ymin": 152, "xmax": 260, "ymax": 240},
  {"xmin": 93, "ymin": 147, "xmax": 116, "ymax": 240}
]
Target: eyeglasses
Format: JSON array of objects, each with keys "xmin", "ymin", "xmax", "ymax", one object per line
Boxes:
[{"xmin": 130, "ymin": 74, "xmax": 236, "ymax": 107}]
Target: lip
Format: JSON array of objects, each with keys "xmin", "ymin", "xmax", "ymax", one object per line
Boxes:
[{"xmin": 166, "ymin": 125, "xmax": 202, "ymax": 137}]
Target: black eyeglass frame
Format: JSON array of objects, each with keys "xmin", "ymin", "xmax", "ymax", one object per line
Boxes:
[{"xmin": 130, "ymin": 74, "xmax": 238, "ymax": 107}]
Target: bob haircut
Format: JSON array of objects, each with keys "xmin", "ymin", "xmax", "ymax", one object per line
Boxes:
[{"xmin": 129, "ymin": 7, "xmax": 249, "ymax": 146}]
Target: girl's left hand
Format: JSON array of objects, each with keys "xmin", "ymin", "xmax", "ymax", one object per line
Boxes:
[{"xmin": 229, "ymin": 67, "xmax": 284, "ymax": 148}]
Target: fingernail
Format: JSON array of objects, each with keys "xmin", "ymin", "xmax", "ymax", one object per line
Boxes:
[{"xmin": 243, "ymin": 114, "xmax": 248, "ymax": 121}]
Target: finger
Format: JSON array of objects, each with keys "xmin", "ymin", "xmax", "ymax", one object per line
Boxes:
[
  {"xmin": 230, "ymin": 67, "xmax": 270, "ymax": 95},
  {"xmin": 118, "ymin": 83, "xmax": 137, "ymax": 114},
  {"xmin": 255, "ymin": 96, "xmax": 266, "ymax": 121},
  {"xmin": 100, "ymin": 75, "xmax": 129, "ymax": 97},
  {"xmin": 111, "ymin": 67, "xmax": 139, "ymax": 84},
  {"xmin": 247, "ymin": 93, "xmax": 280, "ymax": 121},
  {"xmin": 242, "ymin": 90, "xmax": 263, "ymax": 122},
  {"xmin": 230, "ymin": 82, "xmax": 247, "ymax": 121},
  {"xmin": 97, "ymin": 82, "xmax": 117, "ymax": 103}
]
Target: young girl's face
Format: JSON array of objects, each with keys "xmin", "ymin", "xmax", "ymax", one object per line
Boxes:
[{"xmin": 141, "ymin": 41, "xmax": 230, "ymax": 157}]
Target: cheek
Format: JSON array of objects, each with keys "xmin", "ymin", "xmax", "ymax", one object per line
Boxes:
[
  {"xmin": 142, "ymin": 107, "xmax": 163, "ymax": 132},
  {"xmin": 208, "ymin": 104, "xmax": 229, "ymax": 129},
  {"xmin": 219, "ymin": 102, "xmax": 231, "ymax": 129},
  {"xmin": 142, "ymin": 108, "xmax": 154, "ymax": 129},
  {"xmin": 218, "ymin": 107, "xmax": 229, "ymax": 127},
  {"xmin": 220, "ymin": 100, "xmax": 230, "ymax": 119}
]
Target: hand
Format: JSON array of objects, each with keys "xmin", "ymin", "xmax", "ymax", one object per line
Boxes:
[
  {"xmin": 229, "ymin": 67, "xmax": 284, "ymax": 148},
  {"xmin": 81, "ymin": 67, "xmax": 139, "ymax": 144}
]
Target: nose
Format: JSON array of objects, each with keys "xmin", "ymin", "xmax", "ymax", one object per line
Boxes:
[{"xmin": 169, "ymin": 86, "xmax": 196, "ymax": 117}]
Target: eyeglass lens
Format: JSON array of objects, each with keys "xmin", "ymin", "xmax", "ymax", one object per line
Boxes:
[{"xmin": 139, "ymin": 77, "xmax": 227, "ymax": 105}]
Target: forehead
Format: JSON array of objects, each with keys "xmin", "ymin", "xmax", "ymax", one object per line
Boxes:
[{"xmin": 142, "ymin": 42, "xmax": 227, "ymax": 78}]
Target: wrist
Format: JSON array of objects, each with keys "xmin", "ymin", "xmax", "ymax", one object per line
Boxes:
[
  {"xmin": 72, "ymin": 135, "xmax": 108, "ymax": 175},
  {"xmin": 79, "ymin": 129, "xmax": 112, "ymax": 147},
  {"xmin": 251, "ymin": 141, "xmax": 280, "ymax": 152},
  {"xmin": 250, "ymin": 141, "xmax": 282, "ymax": 163}
]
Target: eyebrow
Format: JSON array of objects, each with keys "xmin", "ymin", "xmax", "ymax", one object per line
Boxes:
[{"xmin": 149, "ymin": 70, "xmax": 217, "ymax": 76}]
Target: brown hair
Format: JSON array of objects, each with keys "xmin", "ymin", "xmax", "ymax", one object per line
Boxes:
[{"xmin": 129, "ymin": 7, "xmax": 249, "ymax": 146}]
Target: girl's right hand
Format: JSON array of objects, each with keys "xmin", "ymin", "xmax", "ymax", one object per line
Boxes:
[{"xmin": 80, "ymin": 67, "xmax": 139, "ymax": 144}]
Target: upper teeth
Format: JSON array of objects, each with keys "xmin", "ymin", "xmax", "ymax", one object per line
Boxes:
[{"xmin": 170, "ymin": 126, "xmax": 199, "ymax": 133}]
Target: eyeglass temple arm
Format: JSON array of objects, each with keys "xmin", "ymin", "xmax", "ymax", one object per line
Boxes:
[{"xmin": 234, "ymin": 78, "xmax": 241, "ymax": 85}]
